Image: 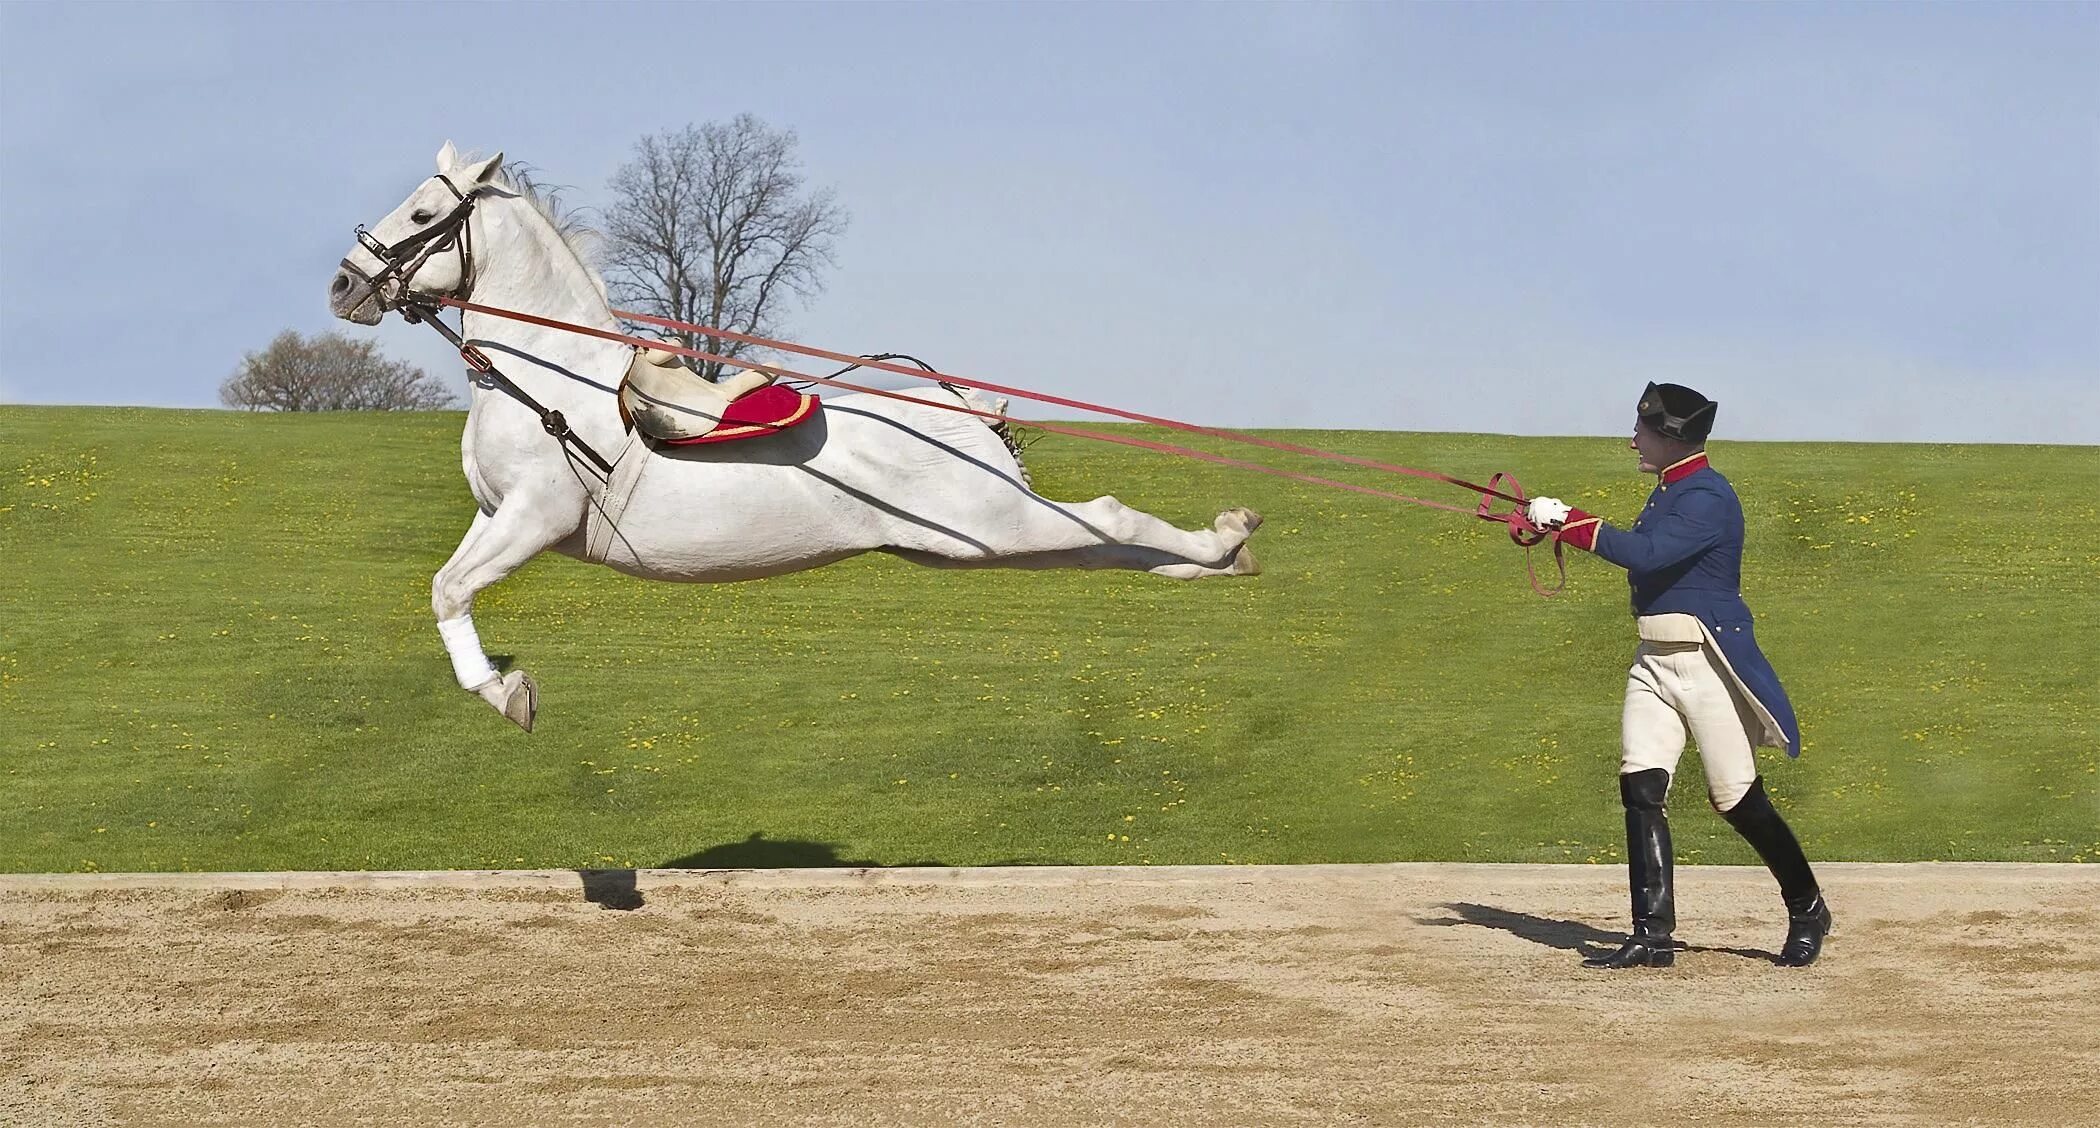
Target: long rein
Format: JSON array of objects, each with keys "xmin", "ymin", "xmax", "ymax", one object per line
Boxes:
[
  {"xmin": 348, "ymin": 195, "xmax": 1570, "ymax": 594},
  {"xmin": 431, "ymin": 296, "xmax": 1575, "ymax": 596}
]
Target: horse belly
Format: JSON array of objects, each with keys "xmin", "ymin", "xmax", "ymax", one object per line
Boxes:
[
  {"xmin": 566, "ymin": 392, "xmax": 1030, "ymax": 582},
  {"xmin": 583, "ymin": 460, "xmax": 881, "ymax": 583}
]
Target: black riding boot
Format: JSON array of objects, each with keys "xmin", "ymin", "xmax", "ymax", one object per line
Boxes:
[
  {"xmin": 1585, "ymin": 768, "xmax": 1677, "ymax": 969},
  {"xmin": 1721, "ymin": 776, "xmax": 1832, "ymax": 967}
]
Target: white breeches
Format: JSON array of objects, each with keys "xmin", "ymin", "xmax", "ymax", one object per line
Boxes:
[{"xmin": 1621, "ymin": 640, "xmax": 1761, "ymax": 811}]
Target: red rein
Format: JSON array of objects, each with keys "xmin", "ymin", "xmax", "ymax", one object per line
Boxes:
[{"xmin": 435, "ymin": 296, "xmax": 1571, "ymax": 596}]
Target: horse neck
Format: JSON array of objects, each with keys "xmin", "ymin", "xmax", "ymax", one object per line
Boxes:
[{"xmin": 459, "ymin": 194, "xmax": 628, "ymax": 424}]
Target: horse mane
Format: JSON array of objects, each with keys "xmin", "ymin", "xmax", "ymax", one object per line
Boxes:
[{"xmin": 486, "ymin": 160, "xmax": 608, "ymax": 304}]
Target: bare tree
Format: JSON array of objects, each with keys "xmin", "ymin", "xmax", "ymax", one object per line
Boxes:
[
  {"xmin": 602, "ymin": 116, "xmax": 849, "ymax": 381},
  {"xmin": 220, "ymin": 330, "xmax": 459, "ymax": 412}
]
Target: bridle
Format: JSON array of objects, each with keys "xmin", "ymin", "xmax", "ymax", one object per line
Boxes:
[
  {"xmin": 336, "ymin": 173, "xmax": 479, "ymax": 317},
  {"xmin": 338, "ymin": 173, "xmax": 617, "ymax": 479}
]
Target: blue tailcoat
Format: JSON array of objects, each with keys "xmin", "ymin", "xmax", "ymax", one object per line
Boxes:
[{"xmin": 1585, "ymin": 460, "xmax": 1802, "ymax": 757}]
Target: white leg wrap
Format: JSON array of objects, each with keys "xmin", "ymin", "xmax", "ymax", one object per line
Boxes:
[{"xmin": 437, "ymin": 615, "xmax": 498, "ymax": 690}]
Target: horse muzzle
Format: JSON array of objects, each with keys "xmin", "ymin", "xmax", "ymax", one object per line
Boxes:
[{"xmin": 329, "ymin": 265, "xmax": 385, "ymax": 325}]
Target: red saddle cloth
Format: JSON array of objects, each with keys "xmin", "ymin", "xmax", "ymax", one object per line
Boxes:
[{"xmin": 658, "ymin": 384, "xmax": 821, "ymax": 446}]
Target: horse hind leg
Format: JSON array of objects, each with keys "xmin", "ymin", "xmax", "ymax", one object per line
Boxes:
[
  {"xmin": 1103, "ymin": 503, "xmax": 1261, "ymax": 578},
  {"xmin": 1150, "ymin": 505, "xmax": 1261, "ymax": 578},
  {"xmin": 891, "ymin": 495, "xmax": 1261, "ymax": 579}
]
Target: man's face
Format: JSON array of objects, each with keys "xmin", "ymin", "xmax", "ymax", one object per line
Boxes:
[{"xmin": 1629, "ymin": 419, "xmax": 1676, "ymax": 474}]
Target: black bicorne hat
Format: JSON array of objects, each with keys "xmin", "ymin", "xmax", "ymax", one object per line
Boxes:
[{"xmin": 1637, "ymin": 382, "xmax": 1717, "ymax": 443}]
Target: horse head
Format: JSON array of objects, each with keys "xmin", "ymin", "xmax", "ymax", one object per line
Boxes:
[{"xmin": 329, "ymin": 141, "xmax": 504, "ymax": 325}]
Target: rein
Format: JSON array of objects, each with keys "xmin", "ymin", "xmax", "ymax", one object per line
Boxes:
[
  {"xmin": 400, "ymin": 300, "xmax": 615, "ymax": 478},
  {"xmin": 344, "ymin": 189, "xmax": 1570, "ymax": 594},
  {"xmin": 433, "ymin": 297, "xmax": 1573, "ymax": 596},
  {"xmin": 614, "ymin": 306, "xmax": 1532, "ymax": 509}
]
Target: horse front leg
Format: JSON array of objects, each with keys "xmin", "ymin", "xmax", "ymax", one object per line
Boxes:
[{"xmin": 431, "ymin": 497, "xmax": 579, "ymax": 731}]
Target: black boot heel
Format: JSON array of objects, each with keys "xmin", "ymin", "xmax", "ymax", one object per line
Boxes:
[
  {"xmin": 1777, "ymin": 895, "xmax": 1833, "ymax": 967},
  {"xmin": 1584, "ymin": 936, "xmax": 1677, "ymax": 969}
]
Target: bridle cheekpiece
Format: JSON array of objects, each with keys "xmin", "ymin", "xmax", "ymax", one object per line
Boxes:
[{"xmin": 338, "ymin": 173, "xmax": 480, "ymax": 316}]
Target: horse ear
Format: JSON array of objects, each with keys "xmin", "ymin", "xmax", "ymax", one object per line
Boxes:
[
  {"xmin": 436, "ymin": 140, "xmax": 461, "ymax": 173},
  {"xmin": 458, "ymin": 151, "xmax": 504, "ymax": 186}
]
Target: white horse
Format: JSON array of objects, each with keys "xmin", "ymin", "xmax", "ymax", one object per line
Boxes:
[{"xmin": 330, "ymin": 144, "xmax": 1261, "ymax": 730}]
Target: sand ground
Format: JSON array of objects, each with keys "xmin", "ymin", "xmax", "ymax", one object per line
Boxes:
[{"xmin": 3, "ymin": 862, "xmax": 2095, "ymax": 1127}]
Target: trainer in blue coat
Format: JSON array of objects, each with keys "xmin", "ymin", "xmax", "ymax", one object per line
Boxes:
[
  {"xmin": 1525, "ymin": 382, "xmax": 1832, "ymax": 971},
  {"xmin": 1559, "ymin": 450, "xmax": 1801, "ymax": 758}
]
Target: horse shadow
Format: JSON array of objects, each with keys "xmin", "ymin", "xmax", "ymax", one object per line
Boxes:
[
  {"xmin": 661, "ymin": 832, "xmax": 898, "ymax": 871},
  {"xmin": 1417, "ymin": 902, "xmax": 1778, "ymax": 964},
  {"xmin": 574, "ymin": 832, "xmax": 955, "ymax": 912}
]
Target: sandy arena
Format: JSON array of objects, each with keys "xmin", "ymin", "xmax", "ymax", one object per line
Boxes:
[{"xmin": 3, "ymin": 862, "xmax": 2095, "ymax": 1126}]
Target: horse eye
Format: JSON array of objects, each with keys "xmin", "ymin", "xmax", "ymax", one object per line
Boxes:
[{"xmin": 411, "ymin": 209, "xmax": 435, "ymax": 224}]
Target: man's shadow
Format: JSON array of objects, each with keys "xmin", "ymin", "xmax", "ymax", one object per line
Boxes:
[{"xmin": 1418, "ymin": 902, "xmax": 1777, "ymax": 964}]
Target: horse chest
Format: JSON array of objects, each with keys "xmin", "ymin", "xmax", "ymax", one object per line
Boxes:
[{"xmin": 458, "ymin": 407, "xmax": 574, "ymax": 511}]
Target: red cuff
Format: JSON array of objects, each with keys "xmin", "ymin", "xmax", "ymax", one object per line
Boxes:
[{"xmin": 1557, "ymin": 508, "xmax": 1601, "ymax": 552}]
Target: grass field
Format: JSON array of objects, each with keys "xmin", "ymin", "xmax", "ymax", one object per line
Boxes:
[{"xmin": 3, "ymin": 405, "xmax": 2095, "ymax": 873}]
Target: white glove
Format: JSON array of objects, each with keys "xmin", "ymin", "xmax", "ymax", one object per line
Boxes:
[{"xmin": 1526, "ymin": 497, "xmax": 1571, "ymax": 528}]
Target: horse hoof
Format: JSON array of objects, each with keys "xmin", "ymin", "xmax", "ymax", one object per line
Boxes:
[
  {"xmin": 1218, "ymin": 507, "xmax": 1264, "ymax": 537},
  {"xmin": 499, "ymin": 670, "xmax": 538, "ymax": 732}
]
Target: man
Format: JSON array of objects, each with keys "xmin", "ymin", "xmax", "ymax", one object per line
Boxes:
[{"xmin": 1526, "ymin": 383, "xmax": 1832, "ymax": 969}]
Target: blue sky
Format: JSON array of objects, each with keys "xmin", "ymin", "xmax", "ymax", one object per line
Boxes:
[{"xmin": 2, "ymin": 2, "xmax": 2093, "ymax": 442}]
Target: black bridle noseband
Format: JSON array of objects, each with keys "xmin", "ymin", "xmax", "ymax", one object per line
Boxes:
[
  {"xmin": 337, "ymin": 173, "xmax": 479, "ymax": 316},
  {"xmin": 341, "ymin": 174, "xmax": 615, "ymax": 477}
]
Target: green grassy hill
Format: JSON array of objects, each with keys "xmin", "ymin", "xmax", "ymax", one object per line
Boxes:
[{"xmin": 3, "ymin": 406, "xmax": 2095, "ymax": 872}]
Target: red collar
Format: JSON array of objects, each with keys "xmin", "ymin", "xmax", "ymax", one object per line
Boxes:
[{"xmin": 1660, "ymin": 452, "xmax": 1709, "ymax": 484}]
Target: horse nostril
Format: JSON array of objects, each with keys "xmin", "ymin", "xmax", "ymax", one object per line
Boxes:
[{"xmin": 332, "ymin": 274, "xmax": 350, "ymax": 295}]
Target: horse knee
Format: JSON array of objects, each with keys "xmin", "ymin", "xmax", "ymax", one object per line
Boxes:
[{"xmin": 432, "ymin": 570, "xmax": 472, "ymax": 621}]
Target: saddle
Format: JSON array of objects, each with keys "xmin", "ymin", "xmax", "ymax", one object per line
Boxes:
[{"xmin": 617, "ymin": 344, "xmax": 818, "ymax": 445}]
